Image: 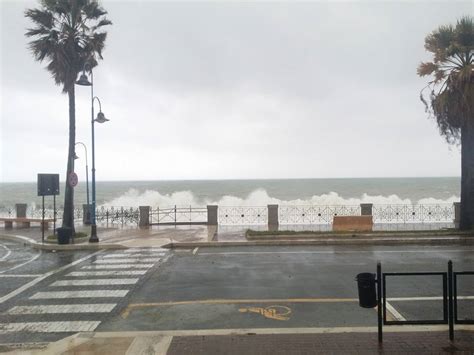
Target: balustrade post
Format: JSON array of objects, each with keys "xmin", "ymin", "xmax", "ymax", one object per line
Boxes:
[
  {"xmin": 453, "ymin": 202, "xmax": 461, "ymax": 229},
  {"xmin": 207, "ymin": 205, "xmax": 218, "ymax": 225},
  {"xmin": 15, "ymin": 203, "xmax": 27, "ymax": 218},
  {"xmin": 360, "ymin": 203, "xmax": 373, "ymax": 216},
  {"xmin": 139, "ymin": 206, "xmax": 150, "ymax": 228},
  {"xmin": 268, "ymin": 204, "xmax": 279, "ymax": 231}
]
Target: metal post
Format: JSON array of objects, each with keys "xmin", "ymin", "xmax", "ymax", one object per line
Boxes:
[
  {"xmin": 53, "ymin": 195, "xmax": 56, "ymax": 236},
  {"xmin": 89, "ymin": 69, "xmax": 98, "ymax": 243},
  {"xmin": 174, "ymin": 205, "xmax": 177, "ymax": 224},
  {"xmin": 377, "ymin": 262, "xmax": 383, "ymax": 343},
  {"xmin": 448, "ymin": 260, "xmax": 454, "ymax": 341},
  {"xmin": 42, "ymin": 196, "xmax": 45, "ymax": 243}
]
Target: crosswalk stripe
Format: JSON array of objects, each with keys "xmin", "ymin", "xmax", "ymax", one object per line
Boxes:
[
  {"xmin": 67, "ymin": 270, "xmax": 148, "ymax": 277},
  {"xmin": 124, "ymin": 248, "xmax": 167, "ymax": 253},
  {"xmin": 7, "ymin": 304, "xmax": 116, "ymax": 314},
  {"xmin": 81, "ymin": 264, "xmax": 153, "ymax": 270},
  {"xmin": 50, "ymin": 279, "xmax": 139, "ymax": 286},
  {"xmin": 0, "ymin": 321, "xmax": 100, "ymax": 333},
  {"xmin": 93, "ymin": 258, "xmax": 160, "ymax": 264},
  {"xmin": 103, "ymin": 253, "xmax": 165, "ymax": 258},
  {"xmin": 30, "ymin": 290, "xmax": 129, "ymax": 299}
]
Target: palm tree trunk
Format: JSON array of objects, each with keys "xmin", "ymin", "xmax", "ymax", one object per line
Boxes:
[
  {"xmin": 460, "ymin": 120, "xmax": 474, "ymax": 230},
  {"xmin": 62, "ymin": 86, "xmax": 76, "ymax": 234}
]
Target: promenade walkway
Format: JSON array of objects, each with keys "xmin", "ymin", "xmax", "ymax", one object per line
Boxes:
[{"xmin": 12, "ymin": 327, "xmax": 474, "ymax": 354}]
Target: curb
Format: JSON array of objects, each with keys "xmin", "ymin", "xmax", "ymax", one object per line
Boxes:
[
  {"xmin": 163, "ymin": 236, "xmax": 474, "ymax": 248},
  {"xmin": 246, "ymin": 231, "xmax": 474, "ymax": 240},
  {"xmin": 0, "ymin": 233, "xmax": 127, "ymax": 251}
]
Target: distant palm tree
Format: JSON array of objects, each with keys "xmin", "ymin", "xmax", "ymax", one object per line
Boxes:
[
  {"xmin": 25, "ymin": 0, "xmax": 111, "ymax": 232},
  {"xmin": 418, "ymin": 16, "xmax": 474, "ymax": 230}
]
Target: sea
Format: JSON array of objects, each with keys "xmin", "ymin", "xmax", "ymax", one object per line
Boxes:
[{"xmin": 0, "ymin": 177, "xmax": 460, "ymax": 209}]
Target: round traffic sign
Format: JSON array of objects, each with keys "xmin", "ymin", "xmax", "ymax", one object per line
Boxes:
[{"xmin": 68, "ymin": 172, "xmax": 78, "ymax": 188}]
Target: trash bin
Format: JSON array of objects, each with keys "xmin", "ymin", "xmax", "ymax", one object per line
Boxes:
[
  {"xmin": 356, "ymin": 273, "xmax": 377, "ymax": 308},
  {"xmin": 56, "ymin": 227, "xmax": 72, "ymax": 245}
]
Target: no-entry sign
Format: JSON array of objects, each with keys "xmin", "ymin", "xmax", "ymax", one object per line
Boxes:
[{"xmin": 68, "ymin": 172, "xmax": 78, "ymax": 188}]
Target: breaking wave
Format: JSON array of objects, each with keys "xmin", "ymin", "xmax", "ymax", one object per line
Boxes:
[{"xmin": 102, "ymin": 188, "xmax": 459, "ymax": 208}]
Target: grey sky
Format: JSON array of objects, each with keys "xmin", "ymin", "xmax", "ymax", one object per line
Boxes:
[{"xmin": 0, "ymin": 0, "xmax": 472, "ymax": 182}]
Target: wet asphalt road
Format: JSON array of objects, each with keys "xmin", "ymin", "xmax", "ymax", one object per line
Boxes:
[
  {"xmin": 0, "ymin": 240, "xmax": 472, "ymax": 348},
  {"xmin": 101, "ymin": 244, "xmax": 474, "ymax": 332}
]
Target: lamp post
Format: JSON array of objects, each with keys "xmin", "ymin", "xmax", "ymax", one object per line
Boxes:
[
  {"xmin": 74, "ymin": 142, "xmax": 90, "ymax": 224},
  {"xmin": 76, "ymin": 64, "xmax": 109, "ymax": 243}
]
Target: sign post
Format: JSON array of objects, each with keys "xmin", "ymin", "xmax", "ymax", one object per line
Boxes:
[{"xmin": 37, "ymin": 174, "xmax": 60, "ymax": 243}]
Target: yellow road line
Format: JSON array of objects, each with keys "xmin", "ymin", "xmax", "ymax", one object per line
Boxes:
[{"xmin": 120, "ymin": 298, "xmax": 358, "ymax": 319}]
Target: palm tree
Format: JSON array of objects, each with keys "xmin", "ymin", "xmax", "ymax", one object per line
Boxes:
[
  {"xmin": 418, "ymin": 16, "xmax": 474, "ymax": 230},
  {"xmin": 25, "ymin": 0, "xmax": 111, "ymax": 232}
]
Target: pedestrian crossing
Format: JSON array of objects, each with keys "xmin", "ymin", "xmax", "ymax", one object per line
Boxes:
[{"xmin": 0, "ymin": 247, "xmax": 169, "ymax": 334}]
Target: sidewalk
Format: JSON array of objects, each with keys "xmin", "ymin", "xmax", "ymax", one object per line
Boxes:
[{"xmin": 12, "ymin": 327, "xmax": 474, "ymax": 354}]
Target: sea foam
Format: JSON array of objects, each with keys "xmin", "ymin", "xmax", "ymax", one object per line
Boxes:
[{"xmin": 102, "ymin": 188, "xmax": 459, "ymax": 208}]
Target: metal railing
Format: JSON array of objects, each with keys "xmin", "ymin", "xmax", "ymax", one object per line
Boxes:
[
  {"xmin": 0, "ymin": 203, "xmax": 458, "ymax": 228},
  {"xmin": 149, "ymin": 206, "xmax": 207, "ymax": 225},
  {"xmin": 219, "ymin": 206, "xmax": 267, "ymax": 225},
  {"xmin": 372, "ymin": 204, "xmax": 454, "ymax": 223},
  {"xmin": 279, "ymin": 205, "xmax": 361, "ymax": 225}
]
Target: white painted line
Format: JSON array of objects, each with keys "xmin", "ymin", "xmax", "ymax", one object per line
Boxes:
[
  {"xmin": 81, "ymin": 264, "xmax": 154, "ymax": 270},
  {"xmin": 104, "ymin": 253, "xmax": 165, "ymax": 258},
  {"xmin": 0, "ymin": 274, "xmax": 42, "ymax": 278},
  {"xmin": 124, "ymin": 248, "xmax": 167, "ymax": 253},
  {"xmin": 125, "ymin": 335, "xmax": 172, "ymax": 355},
  {"xmin": 30, "ymin": 290, "xmax": 129, "ymax": 299},
  {"xmin": 0, "ymin": 321, "xmax": 100, "ymax": 333},
  {"xmin": 68, "ymin": 270, "xmax": 148, "ymax": 277},
  {"xmin": 388, "ymin": 296, "xmax": 474, "ymax": 301},
  {"xmin": 51, "ymin": 278, "xmax": 139, "ymax": 286},
  {"xmin": 7, "ymin": 304, "xmax": 117, "ymax": 314},
  {"xmin": 93, "ymin": 258, "xmax": 160, "ymax": 264},
  {"xmin": 192, "ymin": 247, "xmax": 199, "ymax": 255},
  {"xmin": 198, "ymin": 249, "xmax": 474, "ymax": 256},
  {"xmin": 0, "ymin": 250, "xmax": 42, "ymax": 274},
  {"xmin": 385, "ymin": 301, "xmax": 406, "ymax": 321},
  {"xmin": 0, "ymin": 244, "xmax": 12, "ymax": 261},
  {"xmin": 0, "ymin": 250, "xmax": 103, "ymax": 304}
]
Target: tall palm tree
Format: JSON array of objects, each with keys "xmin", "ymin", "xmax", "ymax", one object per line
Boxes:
[
  {"xmin": 418, "ymin": 16, "xmax": 474, "ymax": 230},
  {"xmin": 25, "ymin": 0, "xmax": 111, "ymax": 232}
]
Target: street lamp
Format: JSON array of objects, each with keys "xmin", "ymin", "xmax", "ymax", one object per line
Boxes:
[
  {"xmin": 74, "ymin": 142, "xmax": 90, "ymax": 225},
  {"xmin": 75, "ymin": 63, "xmax": 109, "ymax": 243}
]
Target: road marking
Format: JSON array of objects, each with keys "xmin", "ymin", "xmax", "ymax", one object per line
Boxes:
[
  {"xmin": 81, "ymin": 264, "xmax": 154, "ymax": 270},
  {"xmin": 0, "ymin": 274, "xmax": 42, "ymax": 278},
  {"xmin": 0, "ymin": 250, "xmax": 42, "ymax": 274},
  {"xmin": 103, "ymin": 253, "xmax": 165, "ymax": 258},
  {"xmin": 0, "ymin": 244, "xmax": 12, "ymax": 261},
  {"xmin": 239, "ymin": 306, "xmax": 291, "ymax": 321},
  {"xmin": 120, "ymin": 298, "xmax": 358, "ymax": 318},
  {"xmin": 198, "ymin": 249, "xmax": 474, "ymax": 256},
  {"xmin": 0, "ymin": 321, "xmax": 100, "ymax": 333},
  {"xmin": 7, "ymin": 304, "xmax": 117, "ymax": 314},
  {"xmin": 68, "ymin": 270, "xmax": 148, "ymax": 277},
  {"xmin": 93, "ymin": 258, "xmax": 160, "ymax": 264},
  {"xmin": 30, "ymin": 290, "xmax": 129, "ymax": 299},
  {"xmin": 50, "ymin": 278, "xmax": 139, "ymax": 287},
  {"xmin": 124, "ymin": 248, "xmax": 167, "ymax": 253},
  {"xmin": 125, "ymin": 335, "xmax": 173, "ymax": 355},
  {"xmin": 0, "ymin": 250, "xmax": 103, "ymax": 304},
  {"xmin": 192, "ymin": 247, "xmax": 199, "ymax": 255},
  {"xmin": 385, "ymin": 302, "xmax": 406, "ymax": 321}
]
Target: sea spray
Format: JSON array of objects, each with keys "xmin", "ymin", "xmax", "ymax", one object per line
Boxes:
[{"xmin": 101, "ymin": 188, "xmax": 459, "ymax": 208}]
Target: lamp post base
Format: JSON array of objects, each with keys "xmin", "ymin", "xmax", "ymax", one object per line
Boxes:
[{"xmin": 89, "ymin": 224, "xmax": 99, "ymax": 243}]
